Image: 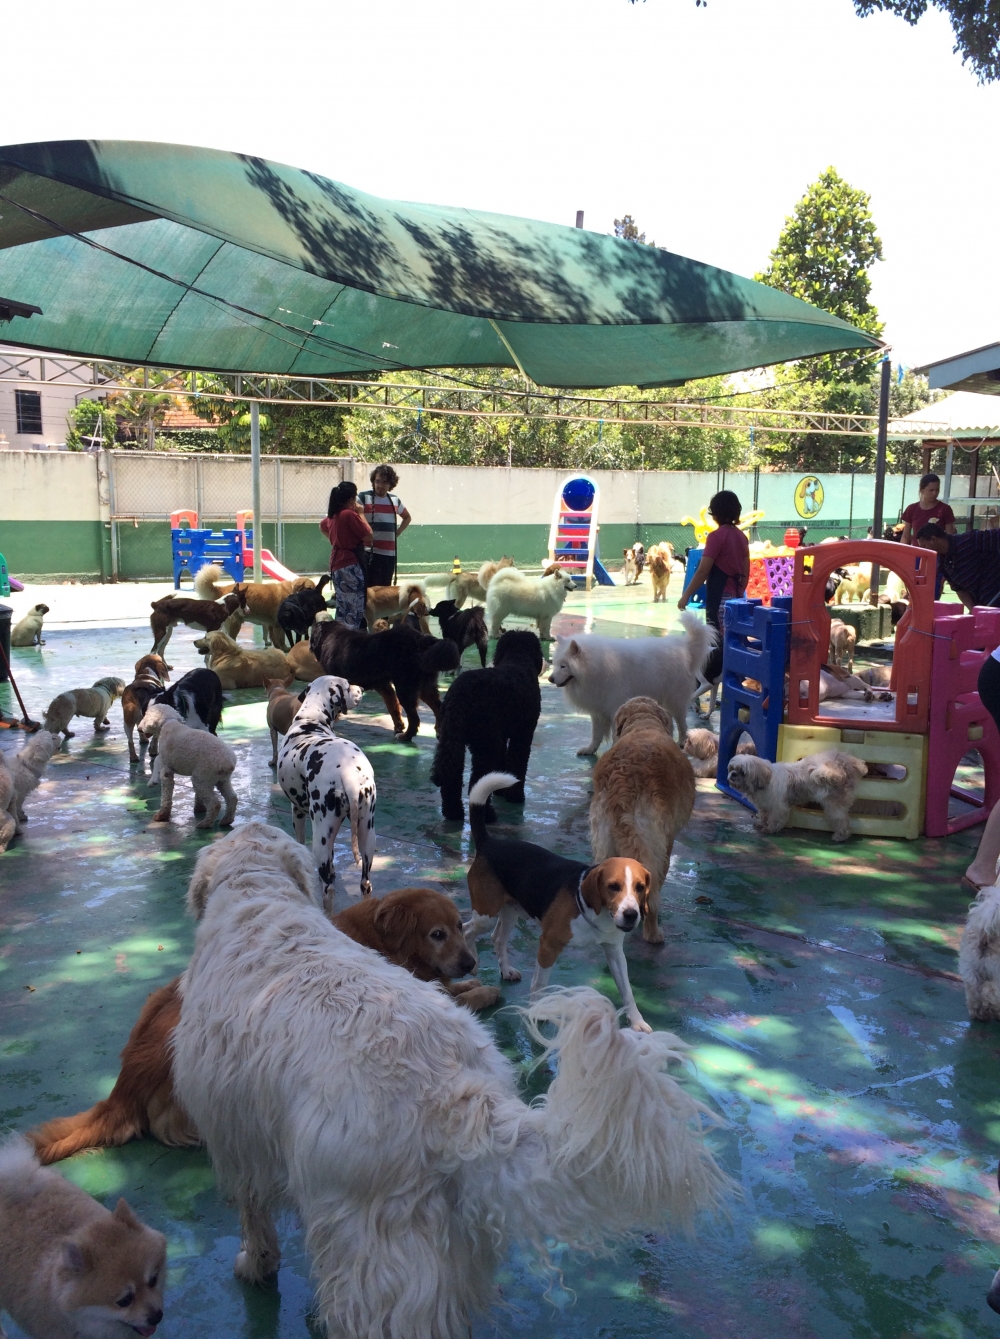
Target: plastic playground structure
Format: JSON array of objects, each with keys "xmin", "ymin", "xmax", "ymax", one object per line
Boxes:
[
  {"xmin": 170, "ymin": 509, "xmax": 300, "ymax": 588},
  {"xmin": 547, "ymin": 476, "xmax": 614, "ymax": 591}
]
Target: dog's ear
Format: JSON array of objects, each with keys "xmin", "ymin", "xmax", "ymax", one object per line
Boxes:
[
  {"xmin": 635, "ymin": 864, "xmax": 654, "ymax": 919},
  {"xmin": 186, "ymin": 842, "xmax": 225, "ymax": 919},
  {"xmin": 580, "ymin": 866, "xmax": 606, "ymax": 915},
  {"xmin": 113, "ymin": 1198, "xmax": 141, "ymax": 1230},
  {"xmin": 279, "ymin": 841, "xmax": 324, "ymax": 907},
  {"xmin": 373, "ymin": 897, "xmax": 419, "ymax": 953},
  {"xmin": 567, "ymin": 639, "xmax": 581, "ymax": 657},
  {"xmin": 62, "ymin": 1240, "xmax": 91, "ymax": 1274}
]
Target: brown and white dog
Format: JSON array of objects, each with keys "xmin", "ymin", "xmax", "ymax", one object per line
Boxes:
[
  {"xmin": 194, "ymin": 562, "xmax": 317, "ymax": 649},
  {"xmin": 466, "ymin": 772, "xmax": 655, "ymax": 1031},
  {"xmin": 590, "ymin": 697, "xmax": 695, "ymax": 946},
  {"xmin": 364, "ymin": 583, "xmax": 429, "ymax": 632},
  {"xmin": 149, "ymin": 589, "xmax": 247, "ymax": 660},
  {"xmin": 122, "ymin": 655, "xmax": 171, "ymax": 763},
  {"xmin": 647, "ymin": 542, "xmax": 674, "ymax": 602},
  {"xmin": 265, "ymin": 673, "xmax": 304, "ymax": 766}
]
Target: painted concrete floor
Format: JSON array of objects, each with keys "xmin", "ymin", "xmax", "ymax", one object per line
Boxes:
[{"xmin": 1, "ymin": 582, "xmax": 998, "ymax": 1339}]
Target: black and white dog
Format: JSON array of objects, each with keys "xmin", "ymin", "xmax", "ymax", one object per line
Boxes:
[
  {"xmin": 277, "ymin": 576, "xmax": 331, "ymax": 644},
  {"xmin": 149, "ymin": 668, "xmax": 224, "ymax": 782}
]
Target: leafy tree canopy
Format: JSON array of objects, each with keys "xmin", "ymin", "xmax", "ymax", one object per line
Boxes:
[
  {"xmin": 614, "ymin": 214, "xmax": 653, "ymax": 244},
  {"xmin": 853, "ymin": 0, "xmax": 1000, "ymax": 83}
]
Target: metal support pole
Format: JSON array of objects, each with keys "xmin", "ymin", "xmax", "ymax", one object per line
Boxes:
[
  {"xmin": 251, "ymin": 400, "xmax": 262, "ymax": 585},
  {"xmin": 943, "ymin": 442, "xmax": 955, "ymax": 502},
  {"xmin": 968, "ymin": 448, "xmax": 980, "ymax": 532},
  {"xmin": 870, "ymin": 355, "xmax": 891, "ymax": 600}
]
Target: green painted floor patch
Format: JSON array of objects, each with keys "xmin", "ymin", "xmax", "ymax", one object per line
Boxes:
[{"xmin": 0, "ymin": 591, "xmax": 996, "ymax": 1338}]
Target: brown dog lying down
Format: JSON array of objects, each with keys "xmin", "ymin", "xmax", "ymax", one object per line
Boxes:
[
  {"xmin": 28, "ymin": 888, "xmax": 497, "ymax": 1162},
  {"xmin": 193, "ymin": 630, "xmax": 291, "ymax": 689}
]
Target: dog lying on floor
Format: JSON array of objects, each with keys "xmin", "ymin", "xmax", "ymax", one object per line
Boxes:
[
  {"xmin": 149, "ymin": 588, "xmax": 247, "ymax": 659},
  {"xmin": 27, "ymin": 888, "xmax": 498, "ymax": 1165},
  {"xmin": 122, "ymin": 655, "xmax": 171, "ymax": 764},
  {"xmin": 590, "ymin": 697, "xmax": 695, "ymax": 946},
  {"xmin": 170, "ymin": 822, "xmax": 730, "ymax": 1338},
  {"xmin": 0, "ymin": 730, "xmax": 59, "ymax": 852},
  {"xmin": 466, "ymin": 772, "xmax": 656, "ymax": 1031},
  {"xmin": 43, "ymin": 676, "xmax": 126, "ymax": 741},
  {"xmin": 194, "ymin": 562, "xmax": 317, "ymax": 649},
  {"xmin": 0, "ymin": 1137, "xmax": 167, "ymax": 1339},
  {"xmin": 485, "ymin": 565, "xmax": 574, "ymax": 640},
  {"xmin": 193, "ymin": 630, "xmax": 291, "ymax": 689},
  {"xmin": 727, "ymin": 750, "xmax": 868, "ymax": 842},
  {"xmin": 9, "ymin": 603, "xmax": 49, "ymax": 647}
]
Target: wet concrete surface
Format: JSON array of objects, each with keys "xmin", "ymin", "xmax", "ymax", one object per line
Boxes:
[{"xmin": 1, "ymin": 583, "xmax": 998, "ymax": 1339}]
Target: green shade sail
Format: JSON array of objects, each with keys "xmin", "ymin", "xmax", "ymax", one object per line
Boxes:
[{"xmin": 0, "ymin": 140, "xmax": 881, "ymax": 388}]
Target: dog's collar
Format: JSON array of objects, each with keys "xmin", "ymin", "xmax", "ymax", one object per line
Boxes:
[{"xmin": 574, "ymin": 867, "xmax": 600, "ymax": 928}]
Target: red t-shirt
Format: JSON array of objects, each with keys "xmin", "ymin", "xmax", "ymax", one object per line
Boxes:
[
  {"xmin": 704, "ymin": 523, "xmax": 749, "ymax": 598},
  {"xmin": 320, "ymin": 509, "xmax": 371, "ymax": 571},
  {"xmin": 902, "ymin": 499, "xmax": 955, "ymax": 534}
]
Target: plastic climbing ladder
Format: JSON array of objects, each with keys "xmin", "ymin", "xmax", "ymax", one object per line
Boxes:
[{"xmin": 547, "ymin": 475, "xmax": 614, "ymax": 590}]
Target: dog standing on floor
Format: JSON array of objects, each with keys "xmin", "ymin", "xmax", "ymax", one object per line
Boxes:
[
  {"xmin": 727, "ymin": 750, "xmax": 867, "ymax": 842},
  {"xmin": 428, "ymin": 599, "xmax": 490, "ymax": 668},
  {"xmin": 170, "ymin": 822, "xmax": 730, "ymax": 1339},
  {"xmin": 0, "ymin": 730, "xmax": 59, "ymax": 850},
  {"xmin": 466, "ymin": 772, "xmax": 656, "ymax": 1031},
  {"xmin": 148, "ymin": 589, "xmax": 247, "ymax": 659},
  {"xmin": 194, "ymin": 562, "xmax": 317, "ymax": 649},
  {"xmin": 485, "ymin": 565, "xmax": 574, "ymax": 640},
  {"xmin": 0, "ymin": 1136, "xmax": 167, "ymax": 1339},
  {"xmin": 138, "ymin": 704, "xmax": 238, "ymax": 829},
  {"xmin": 590, "ymin": 697, "xmax": 695, "ymax": 946},
  {"xmin": 122, "ymin": 655, "xmax": 171, "ymax": 764},
  {"xmin": 959, "ymin": 883, "xmax": 1000, "ymax": 1021},
  {"xmin": 43, "ymin": 676, "xmax": 126, "ymax": 741},
  {"xmin": 647, "ymin": 543, "xmax": 673, "ymax": 602},
  {"xmin": 265, "ymin": 674, "xmax": 305, "ymax": 767}
]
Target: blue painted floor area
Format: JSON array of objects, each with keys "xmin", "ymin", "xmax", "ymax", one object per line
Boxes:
[{"xmin": 1, "ymin": 584, "xmax": 999, "ymax": 1339}]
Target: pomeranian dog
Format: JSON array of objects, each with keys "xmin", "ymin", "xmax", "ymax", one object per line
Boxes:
[{"xmin": 0, "ymin": 1135, "xmax": 166, "ymax": 1339}]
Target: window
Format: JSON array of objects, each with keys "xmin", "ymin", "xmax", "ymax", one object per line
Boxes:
[{"xmin": 15, "ymin": 390, "xmax": 42, "ymax": 435}]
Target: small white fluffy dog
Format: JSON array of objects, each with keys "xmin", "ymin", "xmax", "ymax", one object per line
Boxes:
[
  {"xmin": 171, "ymin": 822, "xmax": 732, "ymax": 1339},
  {"xmin": 0, "ymin": 730, "xmax": 59, "ymax": 851},
  {"xmin": 485, "ymin": 565, "xmax": 575, "ymax": 640},
  {"xmin": 727, "ymin": 750, "xmax": 867, "ymax": 842},
  {"xmin": 550, "ymin": 611, "xmax": 714, "ymax": 752},
  {"xmin": 959, "ymin": 884, "xmax": 1000, "ymax": 1020},
  {"xmin": 276, "ymin": 675, "xmax": 371, "ymax": 898},
  {"xmin": 43, "ymin": 677, "xmax": 126, "ymax": 740},
  {"xmin": 138, "ymin": 703, "xmax": 238, "ymax": 829}
]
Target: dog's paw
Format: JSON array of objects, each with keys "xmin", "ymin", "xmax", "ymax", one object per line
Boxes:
[
  {"xmin": 576, "ymin": 745, "xmax": 597, "ymax": 757},
  {"xmin": 630, "ymin": 1017, "xmax": 654, "ymax": 1033},
  {"xmin": 233, "ymin": 1249, "xmax": 279, "ymax": 1283},
  {"xmin": 194, "ymin": 816, "xmax": 215, "ymax": 830},
  {"xmin": 152, "ymin": 810, "xmax": 171, "ymax": 823},
  {"xmin": 500, "ymin": 967, "xmax": 522, "ymax": 982},
  {"xmin": 643, "ymin": 925, "xmax": 666, "ymax": 945},
  {"xmin": 831, "ymin": 830, "xmax": 851, "ymax": 843}
]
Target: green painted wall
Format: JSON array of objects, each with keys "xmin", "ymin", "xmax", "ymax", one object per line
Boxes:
[{"xmin": 0, "ymin": 520, "xmax": 104, "ymax": 580}]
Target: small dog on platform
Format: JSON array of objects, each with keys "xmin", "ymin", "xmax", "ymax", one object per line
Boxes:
[
  {"xmin": 727, "ymin": 750, "xmax": 867, "ymax": 842},
  {"xmin": 0, "ymin": 1136, "xmax": 167, "ymax": 1339},
  {"xmin": 43, "ymin": 676, "xmax": 126, "ymax": 741}
]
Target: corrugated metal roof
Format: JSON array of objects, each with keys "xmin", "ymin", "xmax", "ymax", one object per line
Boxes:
[{"xmin": 890, "ymin": 391, "xmax": 1000, "ymax": 439}]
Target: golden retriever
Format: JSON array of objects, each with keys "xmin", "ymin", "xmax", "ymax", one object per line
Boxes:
[
  {"xmin": 193, "ymin": 631, "xmax": 291, "ymax": 689},
  {"xmin": 590, "ymin": 696, "xmax": 695, "ymax": 944},
  {"xmin": 647, "ymin": 542, "xmax": 674, "ymax": 602}
]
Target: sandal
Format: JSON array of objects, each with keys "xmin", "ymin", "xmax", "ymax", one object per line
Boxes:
[{"xmin": 961, "ymin": 875, "xmax": 989, "ymax": 895}]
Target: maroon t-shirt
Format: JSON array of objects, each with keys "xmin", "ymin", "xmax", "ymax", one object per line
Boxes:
[
  {"xmin": 902, "ymin": 499, "xmax": 955, "ymax": 534},
  {"xmin": 703, "ymin": 523, "xmax": 749, "ymax": 598},
  {"xmin": 320, "ymin": 510, "xmax": 371, "ymax": 571}
]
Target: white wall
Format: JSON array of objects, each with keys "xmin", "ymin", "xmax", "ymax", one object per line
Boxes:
[{"xmin": 0, "ymin": 449, "xmax": 101, "ymax": 521}]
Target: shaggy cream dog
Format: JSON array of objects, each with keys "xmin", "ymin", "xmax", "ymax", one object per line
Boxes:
[
  {"xmin": 727, "ymin": 750, "xmax": 867, "ymax": 842},
  {"xmin": 0, "ymin": 730, "xmax": 59, "ymax": 850},
  {"xmin": 647, "ymin": 542, "xmax": 674, "ymax": 602},
  {"xmin": 590, "ymin": 697, "xmax": 695, "ymax": 946},
  {"xmin": 193, "ymin": 631, "xmax": 291, "ymax": 689},
  {"xmin": 959, "ymin": 884, "xmax": 1000, "ymax": 1020},
  {"xmin": 171, "ymin": 822, "xmax": 732, "ymax": 1339},
  {"xmin": 43, "ymin": 677, "xmax": 126, "ymax": 740},
  {"xmin": 10, "ymin": 604, "xmax": 49, "ymax": 647},
  {"xmin": 277, "ymin": 676, "xmax": 371, "ymax": 899},
  {"xmin": 550, "ymin": 611, "xmax": 714, "ymax": 752},
  {"xmin": 828, "ymin": 618, "xmax": 857, "ymax": 672},
  {"xmin": 485, "ymin": 565, "xmax": 574, "ymax": 640},
  {"xmin": 138, "ymin": 703, "xmax": 238, "ymax": 828},
  {"xmin": 682, "ymin": 728, "xmax": 756, "ymax": 778}
]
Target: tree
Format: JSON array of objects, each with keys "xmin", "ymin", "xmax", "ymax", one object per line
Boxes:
[
  {"xmin": 65, "ymin": 397, "xmax": 118, "ymax": 452},
  {"xmin": 184, "ymin": 375, "xmax": 352, "ymax": 455},
  {"xmin": 613, "ymin": 214, "xmax": 652, "ymax": 244},
  {"xmin": 104, "ymin": 368, "xmax": 177, "ymax": 447},
  {"xmin": 853, "ymin": 0, "xmax": 1000, "ymax": 83}
]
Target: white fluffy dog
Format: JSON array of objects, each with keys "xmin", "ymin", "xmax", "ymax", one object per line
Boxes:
[
  {"xmin": 0, "ymin": 730, "xmax": 59, "ymax": 852},
  {"xmin": 138, "ymin": 703, "xmax": 238, "ymax": 829},
  {"xmin": 276, "ymin": 675, "xmax": 371, "ymax": 898},
  {"xmin": 485, "ymin": 565, "xmax": 574, "ymax": 640},
  {"xmin": 959, "ymin": 884, "xmax": 1000, "ymax": 1020},
  {"xmin": 171, "ymin": 822, "xmax": 733, "ymax": 1339},
  {"xmin": 727, "ymin": 750, "xmax": 867, "ymax": 842},
  {"xmin": 550, "ymin": 611, "xmax": 714, "ymax": 752}
]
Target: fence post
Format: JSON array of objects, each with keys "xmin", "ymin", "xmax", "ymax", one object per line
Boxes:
[
  {"xmin": 251, "ymin": 402, "xmax": 262, "ymax": 584},
  {"xmin": 97, "ymin": 449, "xmax": 115, "ymax": 583}
]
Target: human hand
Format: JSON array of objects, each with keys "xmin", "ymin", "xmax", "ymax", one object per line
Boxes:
[{"xmin": 677, "ymin": 597, "xmax": 688, "ymax": 611}]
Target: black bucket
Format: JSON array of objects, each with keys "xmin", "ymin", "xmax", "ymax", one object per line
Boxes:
[{"xmin": 0, "ymin": 603, "xmax": 10, "ymax": 683}]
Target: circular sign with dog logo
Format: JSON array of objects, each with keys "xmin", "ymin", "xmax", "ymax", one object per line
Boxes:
[{"xmin": 794, "ymin": 475, "xmax": 824, "ymax": 519}]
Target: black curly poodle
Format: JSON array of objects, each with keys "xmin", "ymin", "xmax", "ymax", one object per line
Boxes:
[{"xmin": 430, "ymin": 629, "xmax": 543, "ymax": 822}]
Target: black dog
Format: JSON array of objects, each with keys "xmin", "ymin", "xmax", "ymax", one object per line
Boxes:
[
  {"xmin": 154, "ymin": 668, "xmax": 224, "ymax": 734},
  {"xmin": 277, "ymin": 576, "xmax": 330, "ymax": 644},
  {"xmin": 430, "ymin": 629, "xmax": 542, "ymax": 822},
  {"xmin": 311, "ymin": 620, "xmax": 459, "ymax": 742},
  {"xmin": 429, "ymin": 600, "xmax": 489, "ymax": 669}
]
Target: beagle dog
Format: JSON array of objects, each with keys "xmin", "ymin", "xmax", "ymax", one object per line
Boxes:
[{"xmin": 465, "ymin": 771, "xmax": 654, "ymax": 1031}]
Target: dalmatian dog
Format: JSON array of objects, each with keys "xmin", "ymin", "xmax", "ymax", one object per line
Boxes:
[{"xmin": 276, "ymin": 674, "xmax": 373, "ymax": 902}]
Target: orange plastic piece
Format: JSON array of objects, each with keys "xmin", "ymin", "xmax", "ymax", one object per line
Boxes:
[
  {"xmin": 745, "ymin": 558, "xmax": 772, "ymax": 606},
  {"xmin": 169, "ymin": 509, "xmax": 199, "ymax": 530},
  {"xmin": 788, "ymin": 540, "xmax": 936, "ymax": 734}
]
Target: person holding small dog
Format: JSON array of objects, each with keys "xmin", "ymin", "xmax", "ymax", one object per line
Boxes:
[
  {"xmin": 358, "ymin": 465, "xmax": 411, "ymax": 588},
  {"xmin": 900, "ymin": 473, "xmax": 956, "ymax": 546},
  {"xmin": 320, "ymin": 482, "xmax": 372, "ymax": 629},
  {"xmin": 677, "ymin": 489, "xmax": 749, "ymax": 684}
]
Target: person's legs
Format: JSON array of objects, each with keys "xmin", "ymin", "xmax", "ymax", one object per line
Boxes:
[
  {"xmin": 333, "ymin": 564, "xmax": 367, "ymax": 629},
  {"xmin": 965, "ymin": 655, "xmax": 1000, "ymax": 887},
  {"xmin": 367, "ymin": 553, "xmax": 395, "ymax": 588}
]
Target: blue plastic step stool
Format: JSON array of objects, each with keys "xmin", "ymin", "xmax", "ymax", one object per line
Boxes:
[
  {"xmin": 172, "ymin": 528, "xmax": 245, "ymax": 589},
  {"xmin": 715, "ymin": 595, "xmax": 791, "ymax": 807}
]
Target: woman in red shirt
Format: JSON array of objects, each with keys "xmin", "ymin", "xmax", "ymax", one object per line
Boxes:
[
  {"xmin": 678, "ymin": 490, "xmax": 750, "ymax": 684},
  {"xmin": 901, "ymin": 473, "xmax": 957, "ymax": 545},
  {"xmin": 319, "ymin": 481, "xmax": 372, "ymax": 629}
]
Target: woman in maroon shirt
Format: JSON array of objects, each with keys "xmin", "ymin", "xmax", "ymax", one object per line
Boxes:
[
  {"xmin": 901, "ymin": 473, "xmax": 957, "ymax": 545},
  {"xmin": 319, "ymin": 481, "xmax": 372, "ymax": 629}
]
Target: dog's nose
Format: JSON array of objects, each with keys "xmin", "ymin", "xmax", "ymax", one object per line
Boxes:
[
  {"xmin": 619, "ymin": 907, "xmax": 639, "ymax": 929},
  {"xmin": 147, "ymin": 1309, "xmax": 164, "ymax": 1326},
  {"xmin": 457, "ymin": 952, "xmax": 476, "ymax": 976}
]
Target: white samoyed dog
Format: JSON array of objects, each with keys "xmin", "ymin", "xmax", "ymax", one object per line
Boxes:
[{"xmin": 484, "ymin": 565, "xmax": 575, "ymax": 640}]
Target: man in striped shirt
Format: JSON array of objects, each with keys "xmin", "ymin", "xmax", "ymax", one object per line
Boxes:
[
  {"xmin": 917, "ymin": 523, "xmax": 1000, "ymax": 609},
  {"xmin": 357, "ymin": 465, "xmax": 412, "ymax": 588}
]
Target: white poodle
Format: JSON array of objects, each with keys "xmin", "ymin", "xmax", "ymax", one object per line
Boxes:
[
  {"xmin": 959, "ymin": 883, "xmax": 1000, "ymax": 1020},
  {"xmin": 138, "ymin": 703, "xmax": 237, "ymax": 829},
  {"xmin": 485, "ymin": 565, "xmax": 574, "ymax": 640},
  {"xmin": 727, "ymin": 749, "xmax": 867, "ymax": 842},
  {"xmin": 171, "ymin": 822, "xmax": 733, "ymax": 1339},
  {"xmin": 0, "ymin": 730, "xmax": 59, "ymax": 852},
  {"xmin": 276, "ymin": 675, "xmax": 371, "ymax": 899}
]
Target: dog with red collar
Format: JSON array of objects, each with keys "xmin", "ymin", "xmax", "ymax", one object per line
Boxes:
[{"xmin": 465, "ymin": 771, "xmax": 655, "ymax": 1031}]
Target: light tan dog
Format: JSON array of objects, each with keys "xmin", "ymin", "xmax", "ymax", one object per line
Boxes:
[
  {"xmin": 478, "ymin": 555, "xmax": 514, "ymax": 590},
  {"xmin": 194, "ymin": 562, "xmax": 316, "ymax": 649},
  {"xmin": 286, "ymin": 641, "xmax": 325, "ymax": 682},
  {"xmin": 2, "ymin": 730, "xmax": 59, "ymax": 848},
  {"xmin": 10, "ymin": 604, "xmax": 50, "ymax": 647},
  {"xmin": 834, "ymin": 566, "xmax": 871, "ymax": 604},
  {"xmin": 333, "ymin": 887, "xmax": 501, "ymax": 1011},
  {"xmin": 193, "ymin": 631, "xmax": 291, "ymax": 689},
  {"xmin": 590, "ymin": 697, "xmax": 695, "ymax": 944},
  {"xmin": 828, "ymin": 618, "xmax": 857, "ymax": 671},
  {"xmin": 682, "ymin": 727, "xmax": 756, "ymax": 778},
  {"xmin": 647, "ymin": 543, "xmax": 674, "ymax": 602},
  {"xmin": 265, "ymin": 674, "xmax": 304, "ymax": 766},
  {"xmin": 0, "ymin": 1136, "xmax": 167, "ymax": 1339},
  {"xmin": 364, "ymin": 583, "xmax": 429, "ymax": 631},
  {"xmin": 43, "ymin": 677, "xmax": 126, "ymax": 740}
]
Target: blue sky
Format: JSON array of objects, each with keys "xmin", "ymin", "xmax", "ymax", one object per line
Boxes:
[{"xmin": 5, "ymin": 0, "xmax": 997, "ymax": 368}]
